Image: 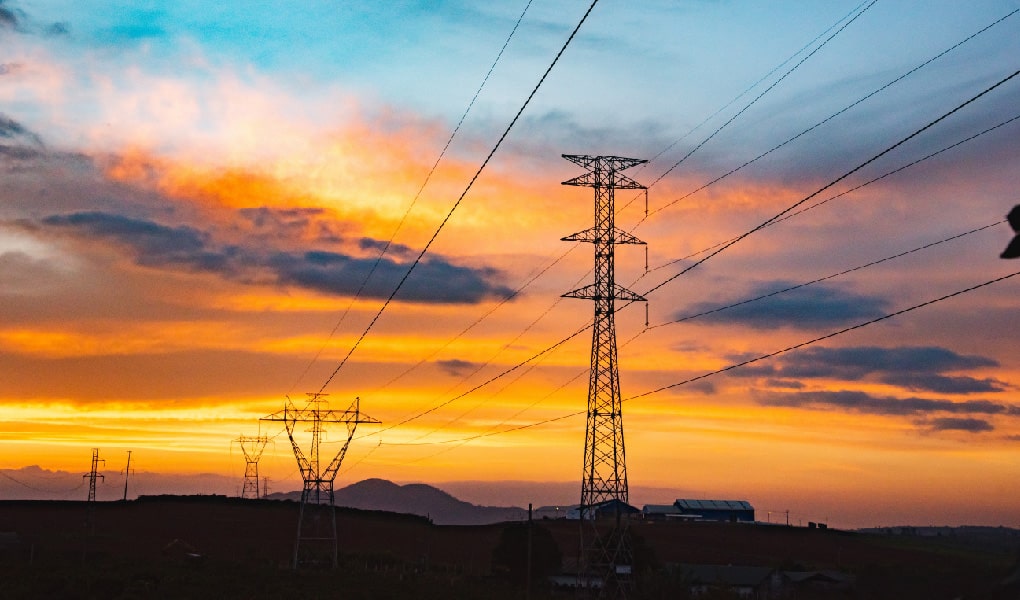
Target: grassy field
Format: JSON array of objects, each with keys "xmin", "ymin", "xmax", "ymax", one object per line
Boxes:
[{"xmin": 1, "ymin": 496, "xmax": 1017, "ymax": 599}]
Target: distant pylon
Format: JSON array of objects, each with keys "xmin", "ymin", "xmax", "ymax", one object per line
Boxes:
[
  {"xmin": 261, "ymin": 393, "xmax": 379, "ymax": 569},
  {"xmin": 561, "ymin": 154, "xmax": 647, "ymax": 599},
  {"xmin": 233, "ymin": 435, "xmax": 269, "ymax": 499},
  {"xmin": 83, "ymin": 448, "xmax": 105, "ymax": 503},
  {"xmin": 82, "ymin": 448, "xmax": 105, "ymax": 538}
]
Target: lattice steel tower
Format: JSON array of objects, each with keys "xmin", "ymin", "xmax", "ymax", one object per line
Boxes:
[
  {"xmin": 83, "ymin": 448, "xmax": 105, "ymax": 502},
  {"xmin": 261, "ymin": 393, "xmax": 378, "ymax": 569},
  {"xmin": 561, "ymin": 154, "xmax": 646, "ymax": 598},
  {"xmin": 234, "ymin": 435, "xmax": 269, "ymax": 499},
  {"xmin": 83, "ymin": 448, "xmax": 105, "ymax": 537}
]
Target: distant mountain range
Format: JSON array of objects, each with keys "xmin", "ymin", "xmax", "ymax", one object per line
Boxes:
[{"xmin": 267, "ymin": 478, "xmax": 529, "ymax": 525}]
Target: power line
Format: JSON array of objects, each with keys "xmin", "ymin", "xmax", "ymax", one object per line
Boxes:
[
  {"xmin": 392, "ymin": 269, "xmax": 1020, "ymax": 448},
  {"xmin": 287, "ymin": 0, "xmax": 536, "ymax": 395},
  {"xmin": 363, "ymin": 3, "xmax": 1013, "ymax": 426},
  {"xmin": 365, "ymin": 102, "xmax": 1020, "ymax": 441},
  {"xmin": 316, "ymin": 0, "xmax": 603, "ymax": 394},
  {"xmin": 644, "ymin": 111, "xmax": 1020, "ymax": 277},
  {"xmin": 651, "ymin": 220, "xmax": 1006, "ymax": 329},
  {"xmin": 628, "ymin": 269, "xmax": 1020, "ymax": 401},
  {"xmin": 309, "ymin": 12, "xmax": 1020, "ymax": 446},
  {"xmin": 0, "ymin": 470, "xmax": 86, "ymax": 495},
  {"xmin": 638, "ymin": 8, "xmax": 1019, "ymax": 224},
  {"xmin": 640, "ymin": 68, "xmax": 1020, "ymax": 297},
  {"xmin": 380, "ymin": 217, "xmax": 1005, "ymax": 448},
  {"xmin": 362, "ymin": 320, "xmax": 593, "ymax": 439},
  {"xmin": 368, "ymin": 244, "xmax": 583, "ymax": 395},
  {"xmin": 344, "ymin": 1, "xmax": 895, "ymax": 426},
  {"xmin": 641, "ymin": 0, "xmax": 874, "ymax": 168},
  {"xmin": 640, "ymin": 0, "xmax": 879, "ymax": 192}
]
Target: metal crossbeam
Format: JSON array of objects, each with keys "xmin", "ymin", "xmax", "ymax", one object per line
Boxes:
[{"xmin": 262, "ymin": 393, "xmax": 379, "ymax": 569}]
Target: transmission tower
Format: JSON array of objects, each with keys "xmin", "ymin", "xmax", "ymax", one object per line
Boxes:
[
  {"xmin": 261, "ymin": 393, "xmax": 379, "ymax": 569},
  {"xmin": 82, "ymin": 448, "xmax": 105, "ymax": 537},
  {"xmin": 233, "ymin": 435, "xmax": 269, "ymax": 499},
  {"xmin": 561, "ymin": 154, "xmax": 646, "ymax": 599}
]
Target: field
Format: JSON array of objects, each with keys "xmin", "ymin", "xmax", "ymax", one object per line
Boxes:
[{"xmin": 1, "ymin": 496, "xmax": 1018, "ymax": 599}]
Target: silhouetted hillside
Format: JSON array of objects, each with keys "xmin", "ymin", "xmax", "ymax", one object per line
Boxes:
[{"xmin": 267, "ymin": 478, "xmax": 527, "ymax": 525}]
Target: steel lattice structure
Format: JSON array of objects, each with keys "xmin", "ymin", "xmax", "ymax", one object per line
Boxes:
[
  {"xmin": 83, "ymin": 448, "xmax": 105, "ymax": 502},
  {"xmin": 82, "ymin": 448, "xmax": 105, "ymax": 539},
  {"xmin": 233, "ymin": 435, "xmax": 269, "ymax": 499},
  {"xmin": 561, "ymin": 154, "xmax": 646, "ymax": 599},
  {"xmin": 261, "ymin": 393, "xmax": 378, "ymax": 569}
]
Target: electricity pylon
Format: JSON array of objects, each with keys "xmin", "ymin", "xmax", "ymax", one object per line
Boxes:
[
  {"xmin": 233, "ymin": 435, "xmax": 269, "ymax": 499},
  {"xmin": 561, "ymin": 154, "xmax": 646, "ymax": 599},
  {"xmin": 261, "ymin": 393, "xmax": 379, "ymax": 569},
  {"xmin": 83, "ymin": 448, "xmax": 105, "ymax": 537}
]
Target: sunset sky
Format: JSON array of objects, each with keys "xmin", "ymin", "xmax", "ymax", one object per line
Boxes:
[{"xmin": 2, "ymin": 0, "xmax": 1020, "ymax": 529}]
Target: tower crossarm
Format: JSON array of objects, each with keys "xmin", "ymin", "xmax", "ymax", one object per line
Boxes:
[
  {"xmin": 563, "ymin": 283, "xmax": 646, "ymax": 303},
  {"xmin": 562, "ymin": 170, "xmax": 645, "ymax": 190},
  {"xmin": 261, "ymin": 400, "xmax": 314, "ymax": 477},
  {"xmin": 562, "ymin": 154, "xmax": 646, "ymax": 173},
  {"xmin": 562, "ymin": 226, "xmax": 645, "ymax": 246},
  {"xmin": 323, "ymin": 398, "xmax": 379, "ymax": 481}
]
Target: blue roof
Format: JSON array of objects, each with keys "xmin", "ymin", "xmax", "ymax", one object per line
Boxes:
[{"xmin": 675, "ymin": 499, "xmax": 754, "ymax": 511}]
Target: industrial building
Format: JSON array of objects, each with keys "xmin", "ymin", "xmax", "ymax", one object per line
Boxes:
[{"xmin": 642, "ymin": 499, "xmax": 755, "ymax": 522}]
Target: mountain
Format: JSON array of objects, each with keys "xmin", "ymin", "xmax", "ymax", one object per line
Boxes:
[{"xmin": 266, "ymin": 478, "xmax": 528, "ymax": 525}]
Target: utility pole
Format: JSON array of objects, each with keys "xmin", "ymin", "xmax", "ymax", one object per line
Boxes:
[
  {"xmin": 561, "ymin": 154, "xmax": 647, "ymax": 599},
  {"xmin": 121, "ymin": 450, "xmax": 134, "ymax": 501},
  {"xmin": 233, "ymin": 435, "xmax": 269, "ymax": 499},
  {"xmin": 527, "ymin": 502, "xmax": 533, "ymax": 600},
  {"xmin": 262, "ymin": 393, "xmax": 379, "ymax": 569}
]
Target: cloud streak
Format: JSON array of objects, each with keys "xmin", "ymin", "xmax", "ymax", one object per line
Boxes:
[
  {"xmin": 37, "ymin": 210, "xmax": 514, "ymax": 305},
  {"xmin": 676, "ymin": 281, "xmax": 889, "ymax": 330},
  {"xmin": 925, "ymin": 417, "xmax": 994, "ymax": 433},
  {"xmin": 734, "ymin": 345, "xmax": 1004, "ymax": 395},
  {"xmin": 756, "ymin": 389, "xmax": 1020, "ymax": 418}
]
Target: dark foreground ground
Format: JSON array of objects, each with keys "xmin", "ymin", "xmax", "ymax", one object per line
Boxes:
[{"xmin": 1, "ymin": 496, "xmax": 1018, "ymax": 599}]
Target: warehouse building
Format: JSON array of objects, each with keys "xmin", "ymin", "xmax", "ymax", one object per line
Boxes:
[{"xmin": 643, "ymin": 499, "xmax": 755, "ymax": 522}]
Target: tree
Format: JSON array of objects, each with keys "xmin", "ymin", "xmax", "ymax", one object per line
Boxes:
[{"xmin": 491, "ymin": 523, "xmax": 562, "ymax": 589}]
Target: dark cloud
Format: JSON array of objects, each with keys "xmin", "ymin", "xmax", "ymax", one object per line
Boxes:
[
  {"xmin": 685, "ymin": 379, "xmax": 717, "ymax": 395},
  {"xmin": 0, "ymin": 113, "xmax": 44, "ymax": 172},
  {"xmin": 0, "ymin": 145, "xmax": 43, "ymax": 161},
  {"xmin": 925, "ymin": 417, "xmax": 994, "ymax": 433},
  {"xmin": 36, "ymin": 211, "xmax": 513, "ymax": 305},
  {"xmin": 45, "ymin": 21, "xmax": 69, "ymax": 36},
  {"xmin": 358, "ymin": 237, "xmax": 414, "ymax": 258},
  {"xmin": 676, "ymin": 281, "xmax": 888, "ymax": 330},
  {"xmin": 436, "ymin": 359, "xmax": 477, "ymax": 377},
  {"xmin": 764, "ymin": 378, "xmax": 804, "ymax": 390},
  {"xmin": 269, "ymin": 250, "xmax": 512, "ymax": 304},
  {"xmin": 735, "ymin": 346, "xmax": 1000, "ymax": 395},
  {"xmin": 239, "ymin": 206, "xmax": 324, "ymax": 229},
  {"xmin": 756, "ymin": 390, "xmax": 1020, "ymax": 417},
  {"xmin": 880, "ymin": 372, "xmax": 1007, "ymax": 395},
  {"xmin": 0, "ymin": 2, "xmax": 18, "ymax": 30},
  {"xmin": 0, "ymin": 114, "xmax": 43, "ymax": 146}
]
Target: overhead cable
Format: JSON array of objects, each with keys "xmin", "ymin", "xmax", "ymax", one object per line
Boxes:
[
  {"xmin": 288, "ymin": 0, "xmax": 536, "ymax": 395},
  {"xmin": 316, "ymin": 0, "xmax": 603, "ymax": 394},
  {"xmin": 389, "ymin": 269, "xmax": 1020, "ymax": 447},
  {"xmin": 641, "ymin": 68, "xmax": 1020, "ymax": 297}
]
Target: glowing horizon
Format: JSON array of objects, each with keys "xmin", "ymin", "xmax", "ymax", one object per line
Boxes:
[{"xmin": 2, "ymin": 1, "xmax": 1020, "ymax": 530}]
